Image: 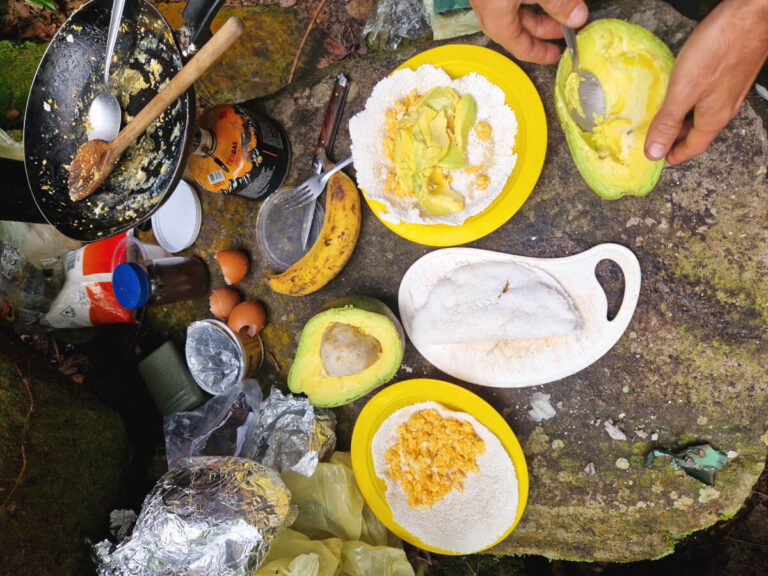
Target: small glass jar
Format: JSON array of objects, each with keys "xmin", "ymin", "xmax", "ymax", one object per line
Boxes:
[{"xmin": 112, "ymin": 256, "xmax": 209, "ymax": 309}]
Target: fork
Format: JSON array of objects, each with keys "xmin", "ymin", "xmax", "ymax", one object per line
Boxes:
[{"xmin": 279, "ymin": 156, "xmax": 353, "ymax": 211}]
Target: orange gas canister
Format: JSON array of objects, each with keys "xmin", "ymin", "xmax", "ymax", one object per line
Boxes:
[{"xmin": 188, "ymin": 104, "xmax": 289, "ymax": 199}]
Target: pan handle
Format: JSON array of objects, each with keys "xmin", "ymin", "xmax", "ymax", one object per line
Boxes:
[{"xmin": 179, "ymin": 0, "xmax": 227, "ymax": 57}]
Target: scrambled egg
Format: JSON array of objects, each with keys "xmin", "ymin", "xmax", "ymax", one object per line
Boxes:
[{"xmin": 385, "ymin": 409, "xmax": 486, "ymax": 509}]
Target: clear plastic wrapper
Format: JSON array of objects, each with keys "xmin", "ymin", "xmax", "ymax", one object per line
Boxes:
[
  {"xmin": 93, "ymin": 457, "xmax": 296, "ymax": 576},
  {"xmin": 364, "ymin": 0, "xmax": 431, "ymax": 50},
  {"xmin": 164, "ymin": 380, "xmax": 263, "ymax": 468},
  {"xmin": 165, "ymin": 384, "xmax": 336, "ymax": 477}
]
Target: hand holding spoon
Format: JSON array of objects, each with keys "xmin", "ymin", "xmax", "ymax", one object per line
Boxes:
[{"xmin": 69, "ymin": 17, "xmax": 245, "ymax": 202}]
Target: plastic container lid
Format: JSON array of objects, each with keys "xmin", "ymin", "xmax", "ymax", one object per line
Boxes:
[
  {"xmin": 255, "ymin": 187, "xmax": 325, "ymax": 272},
  {"xmin": 151, "ymin": 180, "xmax": 202, "ymax": 253},
  {"xmin": 113, "ymin": 262, "xmax": 151, "ymax": 309}
]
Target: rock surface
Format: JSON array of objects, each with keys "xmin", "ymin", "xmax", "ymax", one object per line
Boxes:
[{"xmin": 143, "ymin": 0, "xmax": 768, "ymax": 562}]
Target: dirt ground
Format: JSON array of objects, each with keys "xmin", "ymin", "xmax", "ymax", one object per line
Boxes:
[{"xmin": 3, "ymin": 0, "xmax": 768, "ymax": 574}]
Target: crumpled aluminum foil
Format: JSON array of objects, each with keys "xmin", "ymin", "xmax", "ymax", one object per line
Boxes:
[
  {"xmin": 164, "ymin": 383, "xmax": 336, "ymax": 477},
  {"xmin": 244, "ymin": 387, "xmax": 337, "ymax": 477},
  {"xmin": 94, "ymin": 457, "xmax": 296, "ymax": 576}
]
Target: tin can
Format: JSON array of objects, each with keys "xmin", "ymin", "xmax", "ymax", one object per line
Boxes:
[
  {"xmin": 188, "ymin": 104, "xmax": 289, "ymax": 199},
  {"xmin": 185, "ymin": 319, "xmax": 264, "ymax": 395}
]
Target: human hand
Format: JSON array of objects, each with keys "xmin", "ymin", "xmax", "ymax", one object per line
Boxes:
[
  {"xmin": 645, "ymin": 0, "xmax": 768, "ymax": 165},
  {"xmin": 468, "ymin": 0, "xmax": 589, "ymax": 64}
]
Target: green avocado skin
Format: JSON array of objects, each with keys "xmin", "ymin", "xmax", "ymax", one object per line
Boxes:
[
  {"xmin": 288, "ymin": 296, "xmax": 405, "ymax": 408},
  {"xmin": 554, "ymin": 19, "xmax": 675, "ymax": 200}
]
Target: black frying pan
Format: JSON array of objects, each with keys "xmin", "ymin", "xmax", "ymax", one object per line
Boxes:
[{"xmin": 23, "ymin": 0, "xmax": 224, "ymax": 241}]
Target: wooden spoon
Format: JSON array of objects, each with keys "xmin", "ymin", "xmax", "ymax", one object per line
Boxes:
[{"xmin": 68, "ymin": 16, "xmax": 245, "ymax": 202}]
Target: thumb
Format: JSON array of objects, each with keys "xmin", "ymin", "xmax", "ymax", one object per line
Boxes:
[
  {"xmin": 645, "ymin": 93, "xmax": 690, "ymax": 161},
  {"xmin": 537, "ymin": 0, "xmax": 588, "ymax": 27}
]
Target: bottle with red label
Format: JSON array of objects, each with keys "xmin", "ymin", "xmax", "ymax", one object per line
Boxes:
[{"xmin": 188, "ymin": 104, "xmax": 289, "ymax": 199}]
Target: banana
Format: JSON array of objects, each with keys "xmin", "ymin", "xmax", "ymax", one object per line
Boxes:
[{"xmin": 267, "ymin": 169, "xmax": 361, "ymax": 296}]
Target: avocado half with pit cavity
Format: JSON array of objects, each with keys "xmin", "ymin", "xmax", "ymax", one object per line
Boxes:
[
  {"xmin": 288, "ymin": 296, "xmax": 405, "ymax": 407},
  {"xmin": 554, "ymin": 19, "xmax": 674, "ymax": 199}
]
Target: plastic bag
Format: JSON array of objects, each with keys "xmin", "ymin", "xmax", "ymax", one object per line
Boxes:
[
  {"xmin": 364, "ymin": 0, "xmax": 431, "ymax": 50},
  {"xmin": 0, "ymin": 127, "xmax": 23, "ymax": 161},
  {"xmin": 256, "ymin": 530, "xmax": 414, "ymax": 576},
  {"xmin": 165, "ymin": 384, "xmax": 337, "ymax": 476},
  {"xmin": 254, "ymin": 529, "xmax": 343, "ymax": 576},
  {"xmin": 39, "ymin": 232, "xmax": 134, "ymax": 329},
  {"xmin": 425, "ymin": 0, "xmax": 481, "ymax": 41},
  {"xmin": 341, "ymin": 541, "xmax": 415, "ymax": 576},
  {"xmin": 281, "ymin": 452, "xmax": 366, "ymax": 541},
  {"xmin": 280, "ymin": 452, "xmax": 395, "ymax": 547},
  {"xmin": 0, "ymin": 221, "xmax": 79, "ymax": 330},
  {"xmin": 164, "ymin": 379, "xmax": 263, "ymax": 468}
]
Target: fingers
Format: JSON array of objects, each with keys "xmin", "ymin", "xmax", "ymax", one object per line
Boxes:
[
  {"xmin": 644, "ymin": 73, "xmax": 697, "ymax": 161},
  {"xmin": 519, "ymin": 10, "xmax": 564, "ymax": 40},
  {"xmin": 477, "ymin": 6, "xmax": 564, "ymax": 64},
  {"xmin": 665, "ymin": 121, "xmax": 721, "ymax": 165},
  {"xmin": 538, "ymin": 0, "xmax": 588, "ymax": 27}
]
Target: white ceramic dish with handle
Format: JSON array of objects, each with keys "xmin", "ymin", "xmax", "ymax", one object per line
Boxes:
[{"xmin": 397, "ymin": 243, "xmax": 641, "ymax": 388}]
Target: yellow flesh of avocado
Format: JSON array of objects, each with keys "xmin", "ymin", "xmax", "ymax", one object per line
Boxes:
[
  {"xmin": 288, "ymin": 306, "xmax": 404, "ymax": 407},
  {"xmin": 390, "ymin": 86, "xmax": 477, "ymax": 216},
  {"xmin": 555, "ymin": 19, "xmax": 674, "ymax": 198}
]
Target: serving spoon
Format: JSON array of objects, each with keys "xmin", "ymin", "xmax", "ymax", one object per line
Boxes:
[
  {"xmin": 87, "ymin": 0, "xmax": 126, "ymax": 142},
  {"xmin": 69, "ymin": 17, "xmax": 245, "ymax": 202},
  {"xmin": 561, "ymin": 25, "xmax": 606, "ymax": 132}
]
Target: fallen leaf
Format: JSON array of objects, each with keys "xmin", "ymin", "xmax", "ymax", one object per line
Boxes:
[
  {"xmin": 279, "ymin": 0, "xmax": 297, "ymax": 6},
  {"xmin": 345, "ymin": 0, "xmax": 374, "ymax": 20},
  {"xmin": 323, "ymin": 37, "xmax": 349, "ymax": 60}
]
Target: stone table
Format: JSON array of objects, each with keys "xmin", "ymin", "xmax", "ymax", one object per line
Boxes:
[{"xmin": 144, "ymin": 0, "xmax": 768, "ymax": 562}]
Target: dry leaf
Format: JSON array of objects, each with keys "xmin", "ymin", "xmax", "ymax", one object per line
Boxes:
[
  {"xmin": 323, "ymin": 37, "xmax": 349, "ymax": 60},
  {"xmin": 345, "ymin": 0, "xmax": 374, "ymax": 20}
]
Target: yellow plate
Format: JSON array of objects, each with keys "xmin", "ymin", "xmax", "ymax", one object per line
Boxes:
[
  {"xmin": 362, "ymin": 44, "xmax": 547, "ymax": 246},
  {"xmin": 350, "ymin": 379, "xmax": 529, "ymax": 555}
]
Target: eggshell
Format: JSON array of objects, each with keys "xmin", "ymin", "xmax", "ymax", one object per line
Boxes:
[
  {"xmin": 209, "ymin": 288, "xmax": 241, "ymax": 320},
  {"xmin": 216, "ymin": 250, "xmax": 249, "ymax": 285},
  {"xmin": 228, "ymin": 301, "xmax": 266, "ymax": 337}
]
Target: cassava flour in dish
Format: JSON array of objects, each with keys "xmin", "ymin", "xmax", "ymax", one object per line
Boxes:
[
  {"xmin": 349, "ymin": 64, "xmax": 518, "ymax": 226},
  {"xmin": 371, "ymin": 401, "xmax": 518, "ymax": 553},
  {"xmin": 410, "ymin": 261, "xmax": 583, "ymax": 346}
]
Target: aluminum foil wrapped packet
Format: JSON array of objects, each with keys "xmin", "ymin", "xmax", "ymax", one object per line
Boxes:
[
  {"xmin": 94, "ymin": 457, "xmax": 296, "ymax": 576},
  {"xmin": 243, "ymin": 387, "xmax": 337, "ymax": 476},
  {"xmin": 165, "ymin": 383, "xmax": 336, "ymax": 477}
]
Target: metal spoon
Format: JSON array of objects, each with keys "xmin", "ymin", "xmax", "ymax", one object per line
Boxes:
[
  {"xmin": 87, "ymin": 0, "xmax": 126, "ymax": 142},
  {"xmin": 561, "ymin": 25, "xmax": 606, "ymax": 132}
]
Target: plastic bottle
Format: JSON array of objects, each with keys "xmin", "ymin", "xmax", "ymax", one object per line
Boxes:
[{"xmin": 112, "ymin": 256, "xmax": 209, "ymax": 309}]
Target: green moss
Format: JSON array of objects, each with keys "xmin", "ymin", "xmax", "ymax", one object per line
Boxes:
[
  {"xmin": 0, "ymin": 335, "xmax": 129, "ymax": 576},
  {"xmin": 0, "ymin": 40, "xmax": 47, "ymax": 130}
]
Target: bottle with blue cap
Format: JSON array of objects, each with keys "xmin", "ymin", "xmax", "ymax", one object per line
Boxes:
[{"xmin": 113, "ymin": 256, "xmax": 209, "ymax": 309}]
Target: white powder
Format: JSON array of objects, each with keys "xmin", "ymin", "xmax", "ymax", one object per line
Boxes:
[
  {"xmin": 371, "ymin": 401, "xmax": 519, "ymax": 553},
  {"xmin": 349, "ymin": 64, "xmax": 518, "ymax": 226},
  {"xmin": 410, "ymin": 261, "xmax": 583, "ymax": 346}
]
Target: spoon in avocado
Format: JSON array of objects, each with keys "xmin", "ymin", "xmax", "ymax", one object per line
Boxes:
[{"xmin": 561, "ymin": 25, "xmax": 606, "ymax": 132}]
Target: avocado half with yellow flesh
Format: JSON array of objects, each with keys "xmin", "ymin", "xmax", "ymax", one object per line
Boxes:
[
  {"xmin": 288, "ymin": 296, "xmax": 405, "ymax": 407},
  {"xmin": 554, "ymin": 19, "xmax": 674, "ymax": 199}
]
